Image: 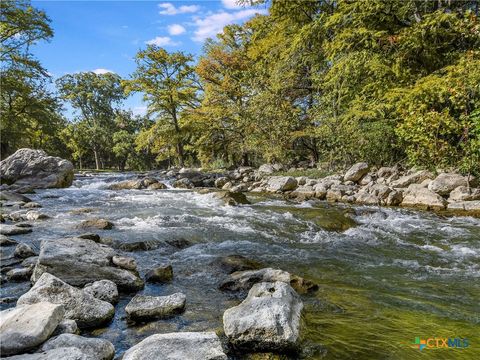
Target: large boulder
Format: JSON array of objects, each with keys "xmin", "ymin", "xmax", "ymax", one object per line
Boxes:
[
  {"xmin": 343, "ymin": 162, "xmax": 369, "ymax": 182},
  {"xmin": 0, "ymin": 149, "xmax": 74, "ymax": 188},
  {"xmin": 223, "ymin": 281, "xmax": 303, "ymax": 352},
  {"xmin": 214, "ymin": 191, "xmax": 250, "ymax": 206},
  {"xmin": 17, "ymin": 273, "xmax": 114, "ymax": 328},
  {"xmin": 125, "ymin": 293, "xmax": 186, "ymax": 321},
  {"xmin": 0, "ymin": 302, "xmax": 65, "ymax": 356},
  {"xmin": 448, "ymin": 186, "xmax": 480, "ymax": 202},
  {"xmin": 447, "ymin": 200, "xmax": 480, "ymax": 215},
  {"xmin": 220, "ymin": 268, "xmax": 318, "ymax": 295},
  {"xmin": 40, "ymin": 334, "xmax": 115, "ymax": 360},
  {"xmin": 401, "ymin": 184, "xmax": 447, "ymax": 210},
  {"xmin": 428, "ymin": 173, "xmax": 470, "ymax": 195},
  {"xmin": 31, "ymin": 237, "xmax": 144, "ymax": 291},
  {"xmin": 265, "ymin": 176, "xmax": 297, "ymax": 192},
  {"xmin": 122, "ymin": 332, "xmax": 227, "ymax": 360}
]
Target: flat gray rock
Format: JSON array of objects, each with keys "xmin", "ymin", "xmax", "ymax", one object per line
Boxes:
[
  {"xmin": 40, "ymin": 334, "xmax": 114, "ymax": 360},
  {"xmin": 17, "ymin": 273, "xmax": 114, "ymax": 328},
  {"xmin": 2, "ymin": 347, "xmax": 87, "ymax": 360},
  {"xmin": 223, "ymin": 281, "xmax": 303, "ymax": 352},
  {"xmin": 0, "ymin": 302, "xmax": 65, "ymax": 356},
  {"xmin": 125, "ymin": 293, "xmax": 186, "ymax": 321},
  {"xmin": 32, "ymin": 237, "xmax": 144, "ymax": 291},
  {"xmin": 122, "ymin": 332, "xmax": 227, "ymax": 360},
  {"xmin": 0, "ymin": 224, "xmax": 33, "ymax": 236}
]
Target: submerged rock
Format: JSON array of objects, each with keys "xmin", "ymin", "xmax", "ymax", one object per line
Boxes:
[
  {"xmin": 40, "ymin": 334, "xmax": 115, "ymax": 360},
  {"xmin": 18, "ymin": 273, "xmax": 115, "ymax": 328},
  {"xmin": 214, "ymin": 255, "xmax": 262, "ymax": 274},
  {"xmin": 125, "ymin": 293, "xmax": 186, "ymax": 321},
  {"xmin": 0, "ymin": 148, "xmax": 74, "ymax": 188},
  {"xmin": 220, "ymin": 268, "xmax": 318, "ymax": 294},
  {"xmin": 215, "ymin": 190, "xmax": 251, "ymax": 206},
  {"xmin": 1, "ymin": 235, "xmax": 18, "ymax": 246},
  {"xmin": 0, "ymin": 302, "xmax": 65, "ymax": 356},
  {"xmin": 76, "ymin": 218, "xmax": 114, "ymax": 230},
  {"xmin": 118, "ymin": 240, "xmax": 159, "ymax": 252},
  {"xmin": 122, "ymin": 332, "xmax": 227, "ymax": 360},
  {"xmin": 32, "ymin": 237, "xmax": 144, "ymax": 291},
  {"xmin": 145, "ymin": 264, "xmax": 173, "ymax": 283},
  {"xmin": 83, "ymin": 280, "xmax": 119, "ymax": 304},
  {"xmin": 0, "ymin": 191, "xmax": 33, "ymax": 203},
  {"xmin": 14, "ymin": 243, "xmax": 36, "ymax": 258},
  {"xmin": 223, "ymin": 281, "xmax": 303, "ymax": 352},
  {"xmin": 0, "ymin": 224, "xmax": 33, "ymax": 236}
]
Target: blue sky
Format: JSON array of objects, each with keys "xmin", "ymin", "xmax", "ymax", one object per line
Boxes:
[{"xmin": 31, "ymin": 0, "xmax": 268, "ymax": 117}]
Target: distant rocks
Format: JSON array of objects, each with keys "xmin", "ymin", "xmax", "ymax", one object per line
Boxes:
[
  {"xmin": 108, "ymin": 178, "xmax": 166, "ymax": 191},
  {"xmin": 125, "ymin": 293, "xmax": 186, "ymax": 321},
  {"xmin": 18, "ymin": 273, "xmax": 114, "ymax": 328},
  {"xmin": 31, "ymin": 237, "xmax": 144, "ymax": 291},
  {"xmin": 0, "ymin": 148, "xmax": 74, "ymax": 188},
  {"xmin": 343, "ymin": 162, "xmax": 369, "ymax": 182},
  {"xmin": 0, "ymin": 302, "xmax": 65, "ymax": 356},
  {"xmin": 0, "ymin": 224, "xmax": 33, "ymax": 236},
  {"xmin": 266, "ymin": 176, "xmax": 297, "ymax": 192},
  {"xmin": 214, "ymin": 191, "xmax": 250, "ymax": 206},
  {"xmin": 223, "ymin": 281, "xmax": 303, "ymax": 352},
  {"xmin": 122, "ymin": 332, "xmax": 227, "ymax": 360}
]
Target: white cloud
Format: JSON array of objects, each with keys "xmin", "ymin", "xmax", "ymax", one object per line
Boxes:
[
  {"xmin": 222, "ymin": 0, "xmax": 243, "ymax": 9},
  {"xmin": 168, "ymin": 24, "xmax": 186, "ymax": 36},
  {"xmin": 145, "ymin": 36, "xmax": 177, "ymax": 46},
  {"xmin": 192, "ymin": 8, "xmax": 267, "ymax": 42},
  {"xmin": 92, "ymin": 68, "xmax": 114, "ymax": 74},
  {"xmin": 158, "ymin": 3, "xmax": 200, "ymax": 15}
]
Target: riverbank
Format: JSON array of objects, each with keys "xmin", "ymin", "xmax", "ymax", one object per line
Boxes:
[{"xmin": 133, "ymin": 163, "xmax": 479, "ymax": 218}]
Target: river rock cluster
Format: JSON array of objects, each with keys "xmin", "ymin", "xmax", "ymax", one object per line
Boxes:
[
  {"xmin": 1, "ymin": 148, "xmax": 478, "ymax": 358},
  {"xmin": 163, "ymin": 163, "xmax": 480, "ymax": 216}
]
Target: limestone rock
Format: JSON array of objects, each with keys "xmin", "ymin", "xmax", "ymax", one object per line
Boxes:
[
  {"xmin": 2, "ymin": 347, "xmax": 88, "ymax": 360},
  {"xmin": 145, "ymin": 264, "xmax": 173, "ymax": 283},
  {"xmin": 401, "ymin": 184, "xmax": 447, "ymax": 210},
  {"xmin": 223, "ymin": 281, "xmax": 303, "ymax": 352},
  {"xmin": 0, "ymin": 148, "xmax": 74, "ymax": 188},
  {"xmin": 428, "ymin": 173, "xmax": 469, "ymax": 195},
  {"xmin": 17, "ymin": 273, "xmax": 114, "ymax": 328},
  {"xmin": 265, "ymin": 176, "xmax": 297, "ymax": 192},
  {"xmin": 40, "ymin": 334, "xmax": 115, "ymax": 360},
  {"xmin": 343, "ymin": 162, "xmax": 369, "ymax": 182},
  {"xmin": 0, "ymin": 302, "xmax": 64, "ymax": 356},
  {"xmin": 122, "ymin": 332, "xmax": 227, "ymax": 360},
  {"xmin": 31, "ymin": 237, "xmax": 144, "ymax": 291},
  {"xmin": 83, "ymin": 280, "xmax": 118, "ymax": 304},
  {"xmin": 390, "ymin": 170, "xmax": 432, "ymax": 188},
  {"xmin": 125, "ymin": 293, "xmax": 186, "ymax": 321}
]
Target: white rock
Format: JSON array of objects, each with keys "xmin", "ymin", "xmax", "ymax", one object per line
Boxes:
[
  {"xmin": 122, "ymin": 332, "xmax": 227, "ymax": 360},
  {"xmin": 223, "ymin": 281, "xmax": 303, "ymax": 351},
  {"xmin": 343, "ymin": 162, "xmax": 369, "ymax": 182},
  {"xmin": 401, "ymin": 184, "xmax": 447, "ymax": 210},
  {"xmin": 83, "ymin": 280, "xmax": 118, "ymax": 304},
  {"xmin": 0, "ymin": 302, "xmax": 64, "ymax": 356},
  {"xmin": 17, "ymin": 273, "xmax": 114, "ymax": 328},
  {"xmin": 265, "ymin": 176, "xmax": 297, "ymax": 192},
  {"xmin": 40, "ymin": 334, "xmax": 114, "ymax": 360},
  {"xmin": 125, "ymin": 293, "xmax": 186, "ymax": 321},
  {"xmin": 2, "ymin": 347, "xmax": 88, "ymax": 360}
]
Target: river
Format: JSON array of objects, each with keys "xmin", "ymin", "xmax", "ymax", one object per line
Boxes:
[{"xmin": 2, "ymin": 173, "xmax": 479, "ymax": 359}]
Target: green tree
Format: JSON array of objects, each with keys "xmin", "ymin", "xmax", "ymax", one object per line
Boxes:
[
  {"xmin": 125, "ymin": 46, "xmax": 199, "ymax": 166},
  {"xmin": 56, "ymin": 72, "xmax": 125, "ymax": 169}
]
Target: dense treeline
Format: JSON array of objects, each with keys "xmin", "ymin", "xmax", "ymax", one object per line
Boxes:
[{"xmin": 2, "ymin": 0, "xmax": 479, "ymax": 174}]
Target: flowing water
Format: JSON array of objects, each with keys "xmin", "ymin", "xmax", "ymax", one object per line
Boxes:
[{"xmin": 2, "ymin": 173, "xmax": 479, "ymax": 359}]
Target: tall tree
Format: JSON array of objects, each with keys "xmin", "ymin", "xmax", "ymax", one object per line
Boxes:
[
  {"xmin": 56, "ymin": 72, "xmax": 125, "ymax": 169},
  {"xmin": 125, "ymin": 46, "xmax": 199, "ymax": 166},
  {"xmin": 0, "ymin": 0, "xmax": 63, "ymax": 157}
]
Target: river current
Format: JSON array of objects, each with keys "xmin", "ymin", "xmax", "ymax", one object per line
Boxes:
[{"xmin": 2, "ymin": 173, "xmax": 479, "ymax": 359}]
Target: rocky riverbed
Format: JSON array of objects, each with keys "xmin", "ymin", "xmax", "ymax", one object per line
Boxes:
[{"xmin": 1, "ymin": 156, "xmax": 480, "ymax": 358}]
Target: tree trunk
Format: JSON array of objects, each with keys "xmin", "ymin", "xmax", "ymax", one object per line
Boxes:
[
  {"xmin": 93, "ymin": 148, "xmax": 100, "ymax": 170},
  {"xmin": 177, "ymin": 141, "xmax": 185, "ymax": 167}
]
